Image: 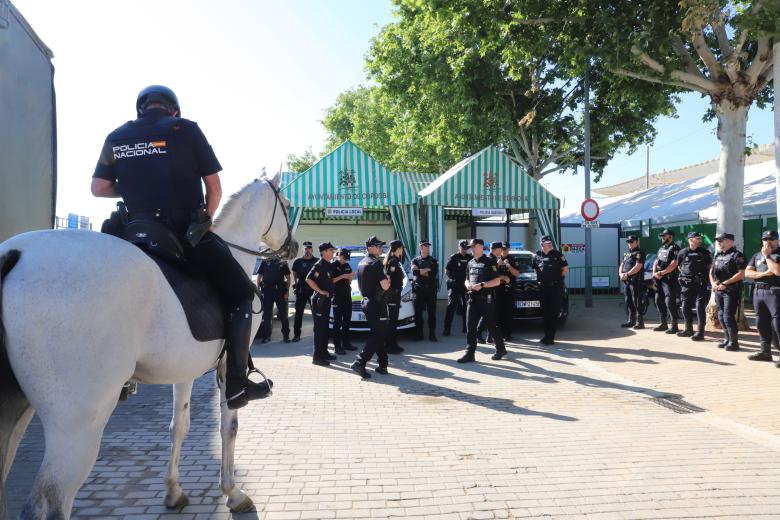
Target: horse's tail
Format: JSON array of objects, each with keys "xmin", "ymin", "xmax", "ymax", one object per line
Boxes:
[{"xmin": 0, "ymin": 250, "xmax": 33, "ymax": 520}]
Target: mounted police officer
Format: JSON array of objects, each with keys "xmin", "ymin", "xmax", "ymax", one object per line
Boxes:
[
  {"xmin": 498, "ymin": 241, "xmax": 521, "ymax": 341},
  {"xmin": 306, "ymin": 242, "xmax": 336, "ymax": 366},
  {"xmin": 746, "ymin": 229, "xmax": 780, "ymax": 365},
  {"xmin": 351, "ymin": 236, "xmax": 391, "ymax": 378},
  {"xmin": 412, "ymin": 240, "xmax": 439, "ymax": 341},
  {"xmin": 443, "ymin": 240, "xmax": 472, "ymax": 336},
  {"xmin": 651, "ymin": 229, "xmax": 681, "ymax": 334},
  {"xmin": 385, "ymin": 240, "xmax": 406, "ymax": 354},
  {"xmin": 709, "ymin": 233, "xmax": 746, "ymax": 351},
  {"xmin": 619, "ymin": 235, "xmax": 646, "ymax": 329},
  {"xmin": 256, "ymin": 257, "xmax": 291, "ymax": 343},
  {"xmin": 91, "ymin": 85, "xmax": 270, "ymax": 410},
  {"xmin": 458, "ymin": 239, "xmax": 507, "ymax": 363},
  {"xmin": 676, "ymin": 231, "xmax": 712, "ymax": 341},
  {"xmin": 331, "ymin": 248, "xmax": 356, "ymax": 355},
  {"xmin": 532, "ymin": 235, "xmax": 569, "ymax": 346},
  {"xmin": 291, "ymin": 241, "xmax": 318, "ymax": 342}
]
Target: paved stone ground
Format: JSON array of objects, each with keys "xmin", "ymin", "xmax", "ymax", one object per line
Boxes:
[{"xmin": 8, "ymin": 299, "xmax": 780, "ymax": 519}]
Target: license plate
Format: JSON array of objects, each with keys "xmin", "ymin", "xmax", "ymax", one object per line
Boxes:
[
  {"xmin": 516, "ymin": 300, "xmax": 540, "ymax": 308},
  {"xmin": 357, "ymin": 313, "xmax": 366, "ymax": 321}
]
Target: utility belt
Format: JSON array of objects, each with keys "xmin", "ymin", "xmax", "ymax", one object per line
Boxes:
[
  {"xmin": 467, "ymin": 290, "xmax": 493, "ymax": 304},
  {"xmin": 540, "ymin": 280, "xmax": 563, "ymax": 287},
  {"xmin": 261, "ymin": 282, "xmax": 286, "ymax": 292},
  {"xmin": 129, "ymin": 205, "xmax": 212, "ymax": 247},
  {"xmin": 294, "ymin": 281, "xmax": 314, "ymax": 296},
  {"xmin": 679, "ymin": 276, "xmax": 705, "ymax": 288},
  {"xmin": 413, "ymin": 280, "xmax": 437, "ymax": 292},
  {"xmin": 755, "ymin": 284, "xmax": 780, "ymax": 294},
  {"xmin": 446, "ymin": 279, "xmax": 466, "ymax": 291},
  {"xmin": 310, "ymin": 293, "xmax": 332, "ymax": 316}
]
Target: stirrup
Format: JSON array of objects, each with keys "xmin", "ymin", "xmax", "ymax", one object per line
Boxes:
[{"xmin": 247, "ymin": 368, "xmax": 274, "ymax": 397}]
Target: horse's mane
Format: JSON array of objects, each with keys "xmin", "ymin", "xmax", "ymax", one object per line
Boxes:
[{"xmin": 214, "ymin": 179, "xmax": 261, "ymax": 225}]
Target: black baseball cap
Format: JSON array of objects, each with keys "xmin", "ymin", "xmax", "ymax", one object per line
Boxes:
[
  {"xmin": 302, "ymin": 241, "xmax": 313, "ymax": 247},
  {"xmin": 319, "ymin": 242, "xmax": 335, "ymax": 252},
  {"xmin": 658, "ymin": 229, "xmax": 675, "ymax": 237},
  {"xmin": 419, "ymin": 239, "xmax": 431, "ymax": 246},
  {"xmin": 762, "ymin": 230, "xmax": 779, "ymax": 240},
  {"xmin": 625, "ymin": 235, "xmax": 638, "ymax": 242},
  {"xmin": 540, "ymin": 235, "xmax": 553, "ymax": 243},
  {"xmin": 501, "ymin": 241, "xmax": 510, "ymax": 249},
  {"xmin": 490, "ymin": 241, "xmax": 503, "ymax": 250},
  {"xmin": 458, "ymin": 240, "xmax": 470, "ymax": 248},
  {"xmin": 715, "ymin": 233, "xmax": 735, "ymax": 241},
  {"xmin": 389, "ymin": 239, "xmax": 403, "ymax": 251},
  {"xmin": 687, "ymin": 231, "xmax": 702, "ymax": 239},
  {"xmin": 469, "ymin": 238, "xmax": 484, "ymax": 246},
  {"xmin": 366, "ymin": 236, "xmax": 385, "ymax": 247},
  {"xmin": 338, "ymin": 248, "xmax": 351, "ymax": 259}
]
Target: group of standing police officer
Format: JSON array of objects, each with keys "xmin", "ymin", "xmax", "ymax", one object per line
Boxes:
[{"xmin": 622, "ymin": 229, "xmax": 780, "ymax": 365}]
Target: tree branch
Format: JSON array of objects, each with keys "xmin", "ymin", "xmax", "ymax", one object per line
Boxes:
[
  {"xmin": 611, "ymin": 67, "xmax": 711, "ymax": 95},
  {"xmin": 690, "ymin": 29, "xmax": 723, "ymax": 78},
  {"xmin": 712, "ymin": 16, "xmax": 733, "ymax": 59},
  {"xmin": 736, "ymin": 0, "xmax": 764, "ymax": 56},
  {"xmin": 746, "ymin": 35, "xmax": 772, "ymax": 86},
  {"xmin": 670, "ymin": 34, "xmax": 704, "ymax": 77},
  {"xmin": 630, "ymin": 45, "xmax": 717, "ymax": 91}
]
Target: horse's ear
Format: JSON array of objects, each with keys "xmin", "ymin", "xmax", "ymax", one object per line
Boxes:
[
  {"xmin": 258, "ymin": 166, "xmax": 267, "ymax": 180},
  {"xmin": 268, "ymin": 169, "xmax": 282, "ymax": 189}
]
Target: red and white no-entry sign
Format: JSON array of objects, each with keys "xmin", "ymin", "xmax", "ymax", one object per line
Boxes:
[{"xmin": 580, "ymin": 198, "xmax": 600, "ymax": 222}]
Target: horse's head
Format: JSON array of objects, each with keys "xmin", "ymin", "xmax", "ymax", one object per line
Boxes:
[{"xmin": 258, "ymin": 169, "xmax": 299, "ymax": 260}]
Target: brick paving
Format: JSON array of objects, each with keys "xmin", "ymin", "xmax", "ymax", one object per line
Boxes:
[{"xmin": 7, "ymin": 301, "xmax": 780, "ymax": 519}]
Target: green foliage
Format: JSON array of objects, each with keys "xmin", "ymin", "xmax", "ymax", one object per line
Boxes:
[{"xmin": 286, "ymin": 148, "xmax": 318, "ymax": 173}]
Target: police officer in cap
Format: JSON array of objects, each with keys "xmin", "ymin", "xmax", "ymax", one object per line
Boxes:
[
  {"xmin": 676, "ymin": 231, "xmax": 712, "ymax": 341},
  {"xmin": 291, "ymin": 241, "xmax": 318, "ymax": 342},
  {"xmin": 477, "ymin": 242, "xmax": 511, "ymax": 343},
  {"xmin": 331, "ymin": 248, "xmax": 356, "ymax": 355},
  {"xmin": 619, "ymin": 235, "xmax": 647, "ymax": 329},
  {"xmin": 652, "ymin": 229, "xmax": 681, "ymax": 334},
  {"xmin": 498, "ymin": 241, "xmax": 521, "ymax": 341},
  {"xmin": 306, "ymin": 242, "xmax": 336, "ymax": 366},
  {"xmin": 532, "ymin": 235, "xmax": 569, "ymax": 346},
  {"xmin": 745, "ymin": 229, "xmax": 780, "ymax": 365},
  {"xmin": 458, "ymin": 239, "xmax": 507, "ymax": 363},
  {"xmin": 709, "ymin": 233, "xmax": 746, "ymax": 351},
  {"xmin": 351, "ymin": 236, "xmax": 391, "ymax": 378},
  {"xmin": 256, "ymin": 257, "xmax": 291, "ymax": 343},
  {"xmin": 91, "ymin": 85, "xmax": 271, "ymax": 410},
  {"xmin": 443, "ymin": 240, "xmax": 472, "ymax": 336},
  {"xmin": 385, "ymin": 240, "xmax": 406, "ymax": 354},
  {"xmin": 412, "ymin": 239, "xmax": 439, "ymax": 341}
]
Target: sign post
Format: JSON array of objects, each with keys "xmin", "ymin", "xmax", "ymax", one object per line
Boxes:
[{"xmin": 583, "ymin": 65, "xmax": 593, "ymax": 308}]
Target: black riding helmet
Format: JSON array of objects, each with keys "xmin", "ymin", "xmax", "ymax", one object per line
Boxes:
[{"xmin": 136, "ymin": 85, "xmax": 180, "ymax": 117}]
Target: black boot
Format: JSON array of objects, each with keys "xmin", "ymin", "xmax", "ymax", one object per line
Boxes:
[
  {"xmin": 725, "ymin": 330, "xmax": 740, "ymax": 351},
  {"xmin": 620, "ymin": 316, "xmax": 636, "ymax": 328},
  {"xmin": 665, "ymin": 322, "xmax": 679, "ymax": 334},
  {"xmin": 677, "ymin": 322, "xmax": 694, "ymax": 337},
  {"xmin": 653, "ymin": 322, "xmax": 668, "ymax": 332},
  {"xmin": 429, "ymin": 331, "xmax": 438, "ymax": 342},
  {"xmin": 457, "ymin": 349, "xmax": 476, "ymax": 363},
  {"xmin": 632, "ymin": 317, "xmax": 645, "ymax": 330},
  {"xmin": 718, "ymin": 329, "xmax": 730, "ymax": 348},
  {"xmin": 691, "ymin": 326, "xmax": 705, "ymax": 341},
  {"xmin": 491, "ymin": 347, "xmax": 507, "ymax": 360},
  {"xmin": 225, "ymin": 302, "xmax": 273, "ymax": 410},
  {"xmin": 749, "ymin": 343, "xmax": 773, "ymax": 361},
  {"xmin": 350, "ymin": 361, "xmax": 371, "ymax": 378}
]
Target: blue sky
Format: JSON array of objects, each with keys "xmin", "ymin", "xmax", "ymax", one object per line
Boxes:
[{"xmin": 13, "ymin": 0, "xmax": 775, "ymax": 220}]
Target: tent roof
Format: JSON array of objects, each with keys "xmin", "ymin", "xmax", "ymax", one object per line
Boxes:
[
  {"xmin": 282, "ymin": 140, "xmax": 419, "ymax": 208},
  {"xmin": 418, "ymin": 145, "xmax": 559, "ymax": 209},
  {"xmin": 561, "ymin": 159, "xmax": 777, "ymax": 227}
]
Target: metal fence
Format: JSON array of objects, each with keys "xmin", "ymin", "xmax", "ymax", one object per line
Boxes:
[{"xmin": 565, "ymin": 266, "xmax": 622, "ymax": 299}]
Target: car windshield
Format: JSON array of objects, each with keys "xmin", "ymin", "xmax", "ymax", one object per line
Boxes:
[{"xmin": 514, "ymin": 255, "xmax": 535, "ymax": 274}]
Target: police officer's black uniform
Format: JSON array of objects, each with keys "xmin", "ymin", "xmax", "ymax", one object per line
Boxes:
[
  {"xmin": 331, "ymin": 250, "xmax": 355, "ymax": 355},
  {"xmin": 620, "ymin": 236, "xmax": 647, "ymax": 329},
  {"xmin": 291, "ymin": 243, "xmax": 318, "ymax": 341},
  {"xmin": 306, "ymin": 243, "xmax": 335, "ymax": 365},
  {"xmin": 443, "ymin": 240, "xmax": 472, "ymax": 336},
  {"xmin": 257, "ymin": 258, "xmax": 291, "ymax": 343},
  {"xmin": 653, "ymin": 229, "xmax": 681, "ymax": 333},
  {"xmin": 711, "ymin": 233, "xmax": 746, "ymax": 351},
  {"xmin": 458, "ymin": 239, "xmax": 507, "ymax": 363},
  {"xmin": 532, "ymin": 236, "xmax": 568, "ymax": 345},
  {"xmin": 92, "ymin": 86, "xmax": 270, "ymax": 410},
  {"xmin": 477, "ymin": 243, "xmax": 508, "ymax": 343},
  {"xmin": 385, "ymin": 240, "xmax": 406, "ymax": 354},
  {"xmin": 498, "ymin": 242, "xmax": 520, "ymax": 341},
  {"xmin": 351, "ymin": 236, "xmax": 390, "ymax": 378},
  {"xmin": 676, "ymin": 232, "xmax": 712, "ymax": 341},
  {"xmin": 747, "ymin": 229, "xmax": 780, "ymax": 363},
  {"xmin": 412, "ymin": 241, "xmax": 439, "ymax": 341}
]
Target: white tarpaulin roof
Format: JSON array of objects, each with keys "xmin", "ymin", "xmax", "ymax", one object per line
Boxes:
[{"xmin": 562, "ymin": 160, "xmax": 778, "ymax": 227}]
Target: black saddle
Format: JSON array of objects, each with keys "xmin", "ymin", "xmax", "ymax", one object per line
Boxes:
[{"xmin": 102, "ymin": 205, "xmax": 225, "ymax": 342}]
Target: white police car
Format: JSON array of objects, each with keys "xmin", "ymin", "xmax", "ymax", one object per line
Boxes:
[{"xmin": 328, "ymin": 247, "xmax": 416, "ymax": 332}]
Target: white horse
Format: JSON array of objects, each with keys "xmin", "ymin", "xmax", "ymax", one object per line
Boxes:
[{"xmin": 0, "ymin": 169, "xmax": 298, "ymax": 520}]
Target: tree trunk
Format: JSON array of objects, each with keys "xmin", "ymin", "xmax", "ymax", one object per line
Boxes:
[{"xmin": 715, "ymin": 101, "xmax": 749, "ymax": 250}]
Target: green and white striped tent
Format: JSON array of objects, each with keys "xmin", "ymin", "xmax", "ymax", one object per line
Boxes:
[
  {"xmin": 281, "ymin": 140, "xmax": 429, "ymax": 257},
  {"xmin": 418, "ymin": 145, "xmax": 561, "ymax": 286}
]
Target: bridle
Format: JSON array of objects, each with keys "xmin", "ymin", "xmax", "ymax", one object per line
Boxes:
[{"xmin": 223, "ymin": 179, "xmax": 293, "ymax": 259}]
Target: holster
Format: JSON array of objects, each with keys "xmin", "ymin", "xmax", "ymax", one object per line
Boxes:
[{"xmin": 185, "ymin": 205, "xmax": 212, "ymax": 248}]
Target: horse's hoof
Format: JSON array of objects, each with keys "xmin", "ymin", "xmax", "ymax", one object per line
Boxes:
[
  {"xmin": 165, "ymin": 492, "xmax": 189, "ymax": 511},
  {"xmin": 228, "ymin": 495, "xmax": 255, "ymax": 514}
]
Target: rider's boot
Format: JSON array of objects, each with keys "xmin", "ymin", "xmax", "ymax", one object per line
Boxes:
[{"xmin": 225, "ymin": 301, "xmax": 273, "ymax": 410}]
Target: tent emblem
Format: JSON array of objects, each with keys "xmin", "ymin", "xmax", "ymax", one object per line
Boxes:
[
  {"xmin": 484, "ymin": 173, "xmax": 498, "ymax": 191},
  {"xmin": 338, "ymin": 168, "xmax": 356, "ymax": 190}
]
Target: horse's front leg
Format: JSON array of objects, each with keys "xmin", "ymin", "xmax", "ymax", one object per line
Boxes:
[
  {"xmin": 164, "ymin": 381, "xmax": 193, "ymax": 510},
  {"xmin": 216, "ymin": 362, "xmax": 254, "ymax": 513}
]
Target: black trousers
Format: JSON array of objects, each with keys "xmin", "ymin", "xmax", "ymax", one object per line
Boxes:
[
  {"xmin": 655, "ymin": 277, "xmax": 680, "ymax": 324},
  {"xmin": 443, "ymin": 283, "xmax": 467, "ymax": 333},
  {"xmin": 753, "ymin": 287, "xmax": 780, "ymax": 345},
  {"xmin": 498, "ymin": 287, "xmax": 513, "ymax": 338},
  {"xmin": 715, "ymin": 288, "xmax": 740, "ymax": 338},
  {"xmin": 624, "ymin": 279, "xmax": 646, "ymax": 320},
  {"xmin": 540, "ymin": 282, "xmax": 563, "ymax": 341},
  {"xmin": 310, "ymin": 294, "xmax": 332, "ymax": 359},
  {"xmin": 293, "ymin": 286, "xmax": 314, "ymax": 336},
  {"xmin": 466, "ymin": 292, "xmax": 505, "ymax": 352},
  {"xmin": 259, "ymin": 287, "xmax": 289, "ymax": 339},
  {"xmin": 386, "ymin": 294, "xmax": 401, "ymax": 348},
  {"xmin": 680, "ymin": 282, "xmax": 707, "ymax": 329},
  {"xmin": 414, "ymin": 286, "xmax": 437, "ymax": 335},
  {"xmin": 358, "ymin": 299, "xmax": 389, "ymax": 368},
  {"xmin": 332, "ymin": 291, "xmax": 352, "ymax": 349}
]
